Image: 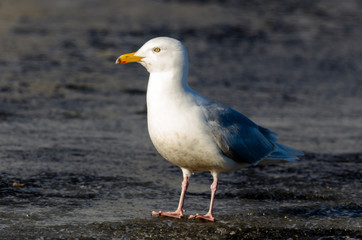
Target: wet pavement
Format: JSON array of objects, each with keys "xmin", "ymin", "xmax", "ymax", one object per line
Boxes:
[{"xmin": 0, "ymin": 0, "xmax": 361, "ymax": 239}]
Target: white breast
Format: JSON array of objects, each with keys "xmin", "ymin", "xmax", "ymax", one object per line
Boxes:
[{"xmin": 146, "ymin": 73, "xmax": 236, "ymax": 172}]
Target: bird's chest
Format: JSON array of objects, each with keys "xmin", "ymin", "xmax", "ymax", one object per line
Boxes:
[
  {"xmin": 146, "ymin": 86, "xmax": 200, "ymax": 143},
  {"xmin": 147, "ymin": 99, "xmax": 216, "ymax": 169},
  {"xmin": 148, "ymin": 103, "xmax": 202, "ymax": 154}
]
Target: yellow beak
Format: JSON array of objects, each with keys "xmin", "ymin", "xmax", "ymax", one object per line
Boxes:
[{"xmin": 115, "ymin": 52, "xmax": 144, "ymax": 64}]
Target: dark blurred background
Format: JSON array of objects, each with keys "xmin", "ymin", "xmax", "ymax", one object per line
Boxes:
[{"xmin": 0, "ymin": 0, "xmax": 361, "ymax": 239}]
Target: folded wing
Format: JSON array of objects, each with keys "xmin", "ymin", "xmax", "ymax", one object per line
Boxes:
[{"xmin": 200, "ymin": 101, "xmax": 303, "ymax": 165}]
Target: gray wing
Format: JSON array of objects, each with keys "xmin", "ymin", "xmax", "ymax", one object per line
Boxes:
[{"xmin": 199, "ymin": 101, "xmax": 300, "ymax": 165}]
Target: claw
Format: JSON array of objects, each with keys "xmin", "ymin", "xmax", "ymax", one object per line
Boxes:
[
  {"xmin": 151, "ymin": 209, "xmax": 185, "ymax": 219},
  {"xmin": 189, "ymin": 213, "xmax": 215, "ymax": 222},
  {"xmin": 151, "ymin": 211, "xmax": 162, "ymax": 216}
]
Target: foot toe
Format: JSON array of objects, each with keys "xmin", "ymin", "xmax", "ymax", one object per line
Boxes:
[
  {"xmin": 189, "ymin": 213, "xmax": 215, "ymax": 222},
  {"xmin": 152, "ymin": 210, "xmax": 184, "ymax": 219}
]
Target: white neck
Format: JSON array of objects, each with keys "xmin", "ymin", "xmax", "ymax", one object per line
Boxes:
[{"xmin": 146, "ymin": 61, "xmax": 190, "ymax": 102}]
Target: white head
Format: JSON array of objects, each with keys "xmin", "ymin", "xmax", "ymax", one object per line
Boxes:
[{"xmin": 116, "ymin": 37, "xmax": 189, "ymax": 74}]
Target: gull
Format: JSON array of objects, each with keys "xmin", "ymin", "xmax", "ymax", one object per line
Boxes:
[{"xmin": 116, "ymin": 37, "xmax": 303, "ymax": 222}]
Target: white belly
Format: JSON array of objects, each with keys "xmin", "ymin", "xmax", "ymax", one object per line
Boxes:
[{"xmin": 147, "ymin": 97, "xmax": 236, "ymax": 172}]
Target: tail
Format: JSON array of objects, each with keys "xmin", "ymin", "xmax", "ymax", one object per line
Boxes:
[
  {"xmin": 258, "ymin": 126, "xmax": 303, "ymax": 163},
  {"xmin": 267, "ymin": 143, "xmax": 304, "ymax": 162}
]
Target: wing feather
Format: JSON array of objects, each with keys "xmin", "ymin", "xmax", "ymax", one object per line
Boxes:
[{"xmin": 200, "ymin": 102, "xmax": 276, "ymax": 165}]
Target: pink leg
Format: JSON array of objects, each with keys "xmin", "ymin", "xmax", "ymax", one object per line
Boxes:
[
  {"xmin": 189, "ymin": 172, "xmax": 218, "ymax": 222},
  {"xmin": 152, "ymin": 174, "xmax": 189, "ymax": 219}
]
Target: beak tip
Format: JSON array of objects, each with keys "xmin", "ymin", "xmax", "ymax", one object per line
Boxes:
[{"xmin": 115, "ymin": 52, "xmax": 142, "ymax": 65}]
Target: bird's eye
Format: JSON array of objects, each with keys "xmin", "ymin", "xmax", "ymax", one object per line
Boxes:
[{"xmin": 153, "ymin": 47, "xmax": 161, "ymax": 53}]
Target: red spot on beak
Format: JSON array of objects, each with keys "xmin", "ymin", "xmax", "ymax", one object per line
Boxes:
[{"xmin": 122, "ymin": 61, "xmax": 127, "ymax": 64}]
